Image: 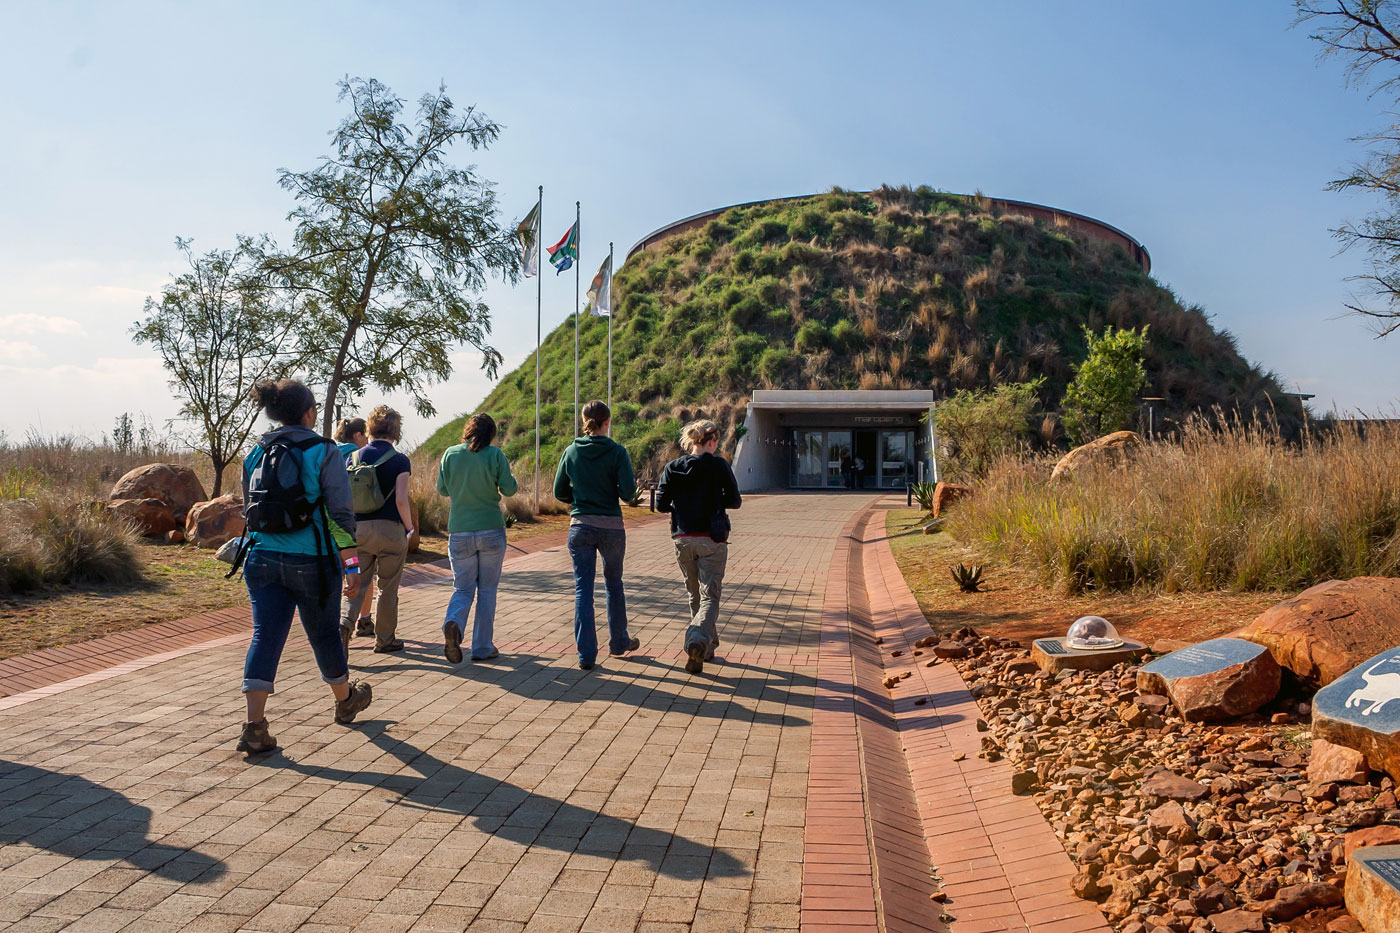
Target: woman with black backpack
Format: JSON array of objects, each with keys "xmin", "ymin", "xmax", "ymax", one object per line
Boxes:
[
  {"xmin": 654, "ymin": 419, "xmax": 742, "ymax": 674},
  {"xmin": 235, "ymin": 379, "xmax": 373, "ymax": 754}
]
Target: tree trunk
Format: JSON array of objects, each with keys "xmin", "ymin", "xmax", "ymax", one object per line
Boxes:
[{"xmin": 209, "ymin": 453, "xmax": 226, "ymax": 497}]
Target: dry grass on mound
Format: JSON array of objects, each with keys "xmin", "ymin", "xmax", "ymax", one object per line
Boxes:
[{"xmin": 944, "ymin": 419, "xmax": 1400, "ymax": 594}]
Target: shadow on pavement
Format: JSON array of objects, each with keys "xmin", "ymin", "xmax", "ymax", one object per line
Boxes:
[
  {"xmin": 252, "ymin": 723, "xmax": 747, "ymax": 881},
  {"xmin": 0, "ymin": 760, "xmax": 226, "ymax": 882}
]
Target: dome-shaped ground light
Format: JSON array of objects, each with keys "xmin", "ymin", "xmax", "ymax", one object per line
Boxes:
[{"xmin": 1065, "ymin": 615, "xmax": 1124, "ymax": 650}]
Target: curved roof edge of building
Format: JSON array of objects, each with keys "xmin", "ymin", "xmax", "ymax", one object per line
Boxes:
[{"xmin": 624, "ymin": 191, "xmax": 1151, "ymax": 274}]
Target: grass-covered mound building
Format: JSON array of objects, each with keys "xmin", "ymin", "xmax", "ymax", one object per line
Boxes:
[{"xmin": 425, "ymin": 185, "xmax": 1294, "ymax": 486}]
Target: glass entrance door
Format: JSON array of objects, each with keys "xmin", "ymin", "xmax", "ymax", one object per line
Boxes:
[
  {"xmin": 792, "ymin": 430, "xmax": 824, "ymax": 487},
  {"xmin": 878, "ymin": 430, "xmax": 913, "ymax": 488},
  {"xmin": 826, "ymin": 431, "xmax": 852, "ymax": 488}
]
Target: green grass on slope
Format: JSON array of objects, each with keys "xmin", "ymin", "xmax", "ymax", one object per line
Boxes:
[{"xmin": 427, "ymin": 185, "xmax": 1296, "ymax": 478}]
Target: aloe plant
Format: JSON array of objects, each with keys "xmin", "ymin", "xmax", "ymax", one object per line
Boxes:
[
  {"xmin": 951, "ymin": 562, "xmax": 984, "ymax": 593},
  {"xmin": 910, "ymin": 481, "xmax": 937, "ymax": 513}
]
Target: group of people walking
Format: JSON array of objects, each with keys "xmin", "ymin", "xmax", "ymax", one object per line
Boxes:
[{"xmin": 234, "ymin": 379, "xmax": 741, "ymax": 754}]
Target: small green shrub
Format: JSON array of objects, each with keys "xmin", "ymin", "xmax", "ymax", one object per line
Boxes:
[
  {"xmin": 830, "ymin": 318, "xmax": 859, "ymax": 348},
  {"xmin": 795, "ymin": 320, "xmax": 830, "ymax": 352}
]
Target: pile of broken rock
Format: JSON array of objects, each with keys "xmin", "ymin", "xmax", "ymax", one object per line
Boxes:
[{"xmin": 943, "ymin": 575, "xmax": 1400, "ymax": 933}]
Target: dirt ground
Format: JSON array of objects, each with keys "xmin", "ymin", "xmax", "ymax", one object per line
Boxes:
[
  {"xmin": 883, "ymin": 508, "xmax": 1286, "ymax": 646},
  {"xmin": 0, "ymin": 509, "xmax": 661, "ymax": 662}
]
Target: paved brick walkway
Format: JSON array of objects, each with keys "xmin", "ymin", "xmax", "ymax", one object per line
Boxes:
[{"xmin": 0, "ymin": 495, "xmax": 1110, "ymax": 932}]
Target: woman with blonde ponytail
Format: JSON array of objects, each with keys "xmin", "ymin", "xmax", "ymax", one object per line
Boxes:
[
  {"xmin": 655, "ymin": 419, "xmax": 741, "ymax": 674},
  {"xmin": 553, "ymin": 400, "xmax": 639, "ymax": 670}
]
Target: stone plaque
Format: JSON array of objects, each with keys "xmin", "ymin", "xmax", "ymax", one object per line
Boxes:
[
  {"xmin": 1140, "ymin": 638, "xmax": 1266, "ymax": 681},
  {"xmin": 1031, "ymin": 637, "xmax": 1147, "ymax": 674},
  {"xmin": 1136, "ymin": 638, "xmax": 1280, "ymax": 722},
  {"xmin": 1346, "ymin": 844, "xmax": 1400, "ymax": 932},
  {"xmin": 1314, "ymin": 647, "xmax": 1400, "ymax": 783}
]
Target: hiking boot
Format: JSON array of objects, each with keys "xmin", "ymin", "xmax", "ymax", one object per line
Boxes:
[
  {"xmin": 578, "ymin": 658, "xmax": 594, "ymax": 671},
  {"xmin": 334, "ymin": 681, "xmax": 373, "ymax": 724},
  {"xmin": 354, "ymin": 617, "xmax": 374, "ymax": 637},
  {"xmin": 609, "ymin": 636, "xmax": 640, "ymax": 657},
  {"xmin": 373, "ymin": 639, "xmax": 404, "ymax": 653},
  {"xmin": 684, "ymin": 643, "xmax": 705, "ymax": 674},
  {"xmin": 236, "ymin": 719, "xmax": 277, "ymax": 754},
  {"xmin": 471, "ymin": 649, "xmax": 500, "ymax": 662},
  {"xmin": 444, "ymin": 625, "xmax": 463, "ymax": 664}
]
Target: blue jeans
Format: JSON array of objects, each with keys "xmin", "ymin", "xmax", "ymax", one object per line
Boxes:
[
  {"xmin": 242, "ymin": 549, "xmax": 349, "ymax": 693},
  {"xmin": 443, "ymin": 528, "xmax": 508, "ymax": 657},
  {"xmin": 567, "ymin": 524, "xmax": 629, "ymax": 663}
]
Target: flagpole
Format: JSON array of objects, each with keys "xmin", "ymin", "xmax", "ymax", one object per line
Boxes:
[
  {"xmin": 607, "ymin": 241, "xmax": 614, "ymax": 421},
  {"xmin": 573, "ymin": 200, "xmax": 580, "ymax": 438},
  {"xmin": 534, "ymin": 185, "xmax": 542, "ymax": 514}
]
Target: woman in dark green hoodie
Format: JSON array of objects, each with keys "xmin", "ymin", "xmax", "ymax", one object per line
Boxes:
[{"xmin": 553, "ymin": 400, "xmax": 639, "ymax": 669}]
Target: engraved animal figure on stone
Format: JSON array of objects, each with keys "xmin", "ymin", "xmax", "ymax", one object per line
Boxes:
[{"xmin": 1346, "ymin": 656, "xmax": 1400, "ymax": 716}]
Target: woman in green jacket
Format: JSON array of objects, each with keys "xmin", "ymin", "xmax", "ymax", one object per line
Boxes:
[
  {"xmin": 438, "ymin": 414, "xmax": 519, "ymax": 663},
  {"xmin": 553, "ymin": 400, "xmax": 639, "ymax": 670}
]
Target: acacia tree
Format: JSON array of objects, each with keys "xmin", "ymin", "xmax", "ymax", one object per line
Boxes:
[
  {"xmin": 1297, "ymin": 1, "xmax": 1400, "ymax": 333},
  {"xmin": 262, "ymin": 77, "xmax": 519, "ymax": 435},
  {"xmin": 133, "ymin": 238, "xmax": 297, "ymax": 495},
  {"xmin": 1061, "ymin": 326, "xmax": 1148, "ymax": 444}
]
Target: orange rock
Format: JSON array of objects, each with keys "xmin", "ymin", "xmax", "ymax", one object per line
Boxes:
[
  {"xmin": 931, "ymin": 482, "xmax": 971, "ymax": 518},
  {"xmin": 110, "ymin": 463, "xmax": 207, "ymax": 520},
  {"xmin": 1344, "ymin": 826, "xmax": 1400, "ymax": 862},
  {"xmin": 109, "ymin": 497, "xmax": 177, "ymax": 537},
  {"xmin": 1050, "ymin": 431, "xmax": 1143, "ymax": 482},
  {"xmin": 184, "ymin": 495, "xmax": 244, "ymax": 549},
  {"xmin": 1239, "ymin": 577, "xmax": 1400, "ymax": 686}
]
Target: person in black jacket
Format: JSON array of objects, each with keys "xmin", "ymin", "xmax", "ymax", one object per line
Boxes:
[{"xmin": 655, "ymin": 419, "xmax": 742, "ymax": 674}]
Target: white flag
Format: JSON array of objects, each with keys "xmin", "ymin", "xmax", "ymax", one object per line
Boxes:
[
  {"xmin": 516, "ymin": 200, "xmax": 541, "ymax": 278},
  {"xmin": 586, "ymin": 253, "xmax": 612, "ymax": 317}
]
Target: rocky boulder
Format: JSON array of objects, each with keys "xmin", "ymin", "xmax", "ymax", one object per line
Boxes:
[
  {"xmin": 110, "ymin": 463, "xmax": 208, "ymax": 521},
  {"xmin": 184, "ymin": 496, "xmax": 245, "ymax": 549},
  {"xmin": 108, "ymin": 497, "xmax": 177, "ymax": 537},
  {"xmin": 1309, "ymin": 737, "xmax": 1371, "ymax": 785},
  {"xmin": 931, "ymin": 482, "xmax": 972, "ymax": 518},
  {"xmin": 1347, "ymin": 844, "xmax": 1400, "ymax": 933},
  {"xmin": 1049, "ymin": 430, "xmax": 1143, "ymax": 482},
  {"xmin": 1238, "ymin": 577, "xmax": 1400, "ymax": 687},
  {"xmin": 1136, "ymin": 638, "xmax": 1281, "ymax": 721},
  {"xmin": 1313, "ymin": 647, "xmax": 1400, "ymax": 783},
  {"xmin": 1344, "ymin": 826, "xmax": 1400, "ymax": 862}
]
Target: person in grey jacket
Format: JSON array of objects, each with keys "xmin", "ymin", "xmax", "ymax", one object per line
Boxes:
[{"xmin": 236, "ymin": 379, "xmax": 372, "ymax": 754}]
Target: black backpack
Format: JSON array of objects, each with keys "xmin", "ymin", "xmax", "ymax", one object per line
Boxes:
[{"xmin": 227, "ymin": 436, "xmax": 333, "ymax": 595}]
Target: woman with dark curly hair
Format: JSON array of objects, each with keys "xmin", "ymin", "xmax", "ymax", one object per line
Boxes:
[
  {"xmin": 436, "ymin": 413, "xmax": 519, "ymax": 663},
  {"xmin": 236, "ymin": 379, "xmax": 373, "ymax": 754}
]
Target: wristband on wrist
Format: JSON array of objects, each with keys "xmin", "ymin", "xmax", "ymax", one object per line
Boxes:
[
  {"xmin": 344, "ymin": 566, "xmax": 360, "ymax": 574},
  {"xmin": 343, "ymin": 556, "xmax": 359, "ymax": 567}
]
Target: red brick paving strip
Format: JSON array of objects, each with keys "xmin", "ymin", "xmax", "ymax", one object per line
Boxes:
[
  {"xmin": 861, "ymin": 501, "xmax": 1113, "ymax": 933},
  {"xmin": 0, "ymin": 516, "xmax": 666, "ymax": 701}
]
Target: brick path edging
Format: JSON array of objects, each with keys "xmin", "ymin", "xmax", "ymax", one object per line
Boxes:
[{"xmin": 859, "ymin": 501, "xmax": 1113, "ymax": 933}]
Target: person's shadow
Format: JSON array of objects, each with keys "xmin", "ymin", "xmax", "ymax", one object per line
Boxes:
[
  {"xmin": 0, "ymin": 761, "xmax": 226, "ymax": 882},
  {"xmin": 252, "ymin": 722, "xmax": 746, "ymax": 880}
]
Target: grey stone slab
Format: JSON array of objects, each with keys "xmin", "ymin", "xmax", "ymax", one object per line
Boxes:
[{"xmin": 1140, "ymin": 638, "xmax": 1266, "ymax": 682}]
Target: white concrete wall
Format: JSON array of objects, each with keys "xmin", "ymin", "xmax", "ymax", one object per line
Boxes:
[{"xmin": 731, "ymin": 405, "xmax": 786, "ymax": 491}]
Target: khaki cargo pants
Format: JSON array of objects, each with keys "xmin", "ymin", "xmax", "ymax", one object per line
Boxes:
[
  {"xmin": 342, "ymin": 519, "xmax": 408, "ymax": 645},
  {"xmin": 674, "ymin": 536, "xmax": 728, "ymax": 659}
]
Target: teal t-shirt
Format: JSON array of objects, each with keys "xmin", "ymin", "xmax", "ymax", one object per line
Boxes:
[{"xmin": 437, "ymin": 444, "xmax": 519, "ymax": 532}]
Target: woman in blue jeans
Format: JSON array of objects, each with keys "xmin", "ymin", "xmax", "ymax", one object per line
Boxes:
[
  {"xmin": 437, "ymin": 413, "xmax": 519, "ymax": 663},
  {"xmin": 237, "ymin": 379, "xmax": 373, "ymax": 754},
  {"xmin": 553, "ymin": 400, "xmax": 640, "ymax": 670}
]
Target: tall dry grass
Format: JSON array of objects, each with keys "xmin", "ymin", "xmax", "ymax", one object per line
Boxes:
[
  {"xmin": 0, "ymin": 495, "xmax": 145, "ymax": 595},
  {"xmin": 945, "ymin": 419, "xmax": 1400, "ymax": 594}
]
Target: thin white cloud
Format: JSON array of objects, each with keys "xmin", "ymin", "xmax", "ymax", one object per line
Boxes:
[
  {"xmin": 0, "ymin": 340, "xmax": 44, "ymax": 362},
  {"xmin": 0, "ymin": 313, "xmax": 87, "ymax": 336}
]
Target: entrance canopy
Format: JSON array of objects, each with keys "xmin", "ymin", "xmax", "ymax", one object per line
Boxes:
[{"xmin": 733, "ymin": 390, "xmax": 936, "ymax": 492}]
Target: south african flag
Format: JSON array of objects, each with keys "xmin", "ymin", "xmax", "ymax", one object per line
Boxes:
[{"xmin": 548, "ymin": 221, "xmax": 579, "ymax": 275}]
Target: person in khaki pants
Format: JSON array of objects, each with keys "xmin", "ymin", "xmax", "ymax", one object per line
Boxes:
[
  {"xmin": 655, "ymin": 419, "xmax": 742, "ymax": 674},
  {"xmin": 341, "ymin": 406, "xmax": 413, "ymax": 653}
]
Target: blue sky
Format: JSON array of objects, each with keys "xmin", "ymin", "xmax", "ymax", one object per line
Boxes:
[{"xmin": 0, "ymin": 1, "xmax": 1393, "ymax": 445}]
